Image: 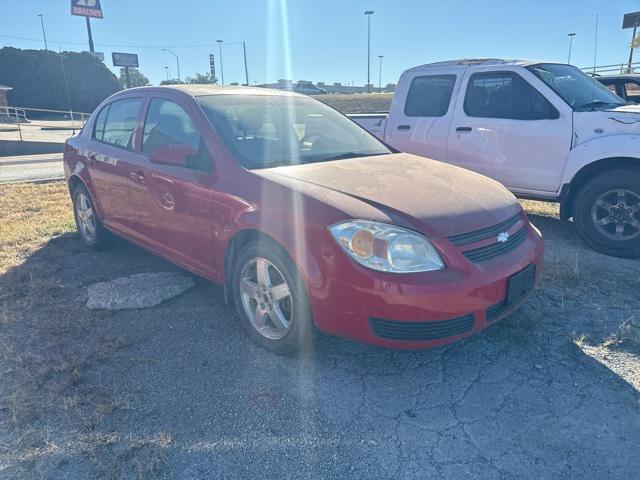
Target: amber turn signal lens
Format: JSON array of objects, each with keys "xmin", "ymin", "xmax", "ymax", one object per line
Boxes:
[{"xmin": 351, "ymin": 229, "xmax": 374, "ymax": 257}]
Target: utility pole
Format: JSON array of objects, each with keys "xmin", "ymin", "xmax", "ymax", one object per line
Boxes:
[
  {"xmin": 629, "ymin": 21, "xmax": 638, "ymax": 72},
  {"xmin": 365, "ymin": 11, "xmax": 374, "ymax": 93},
  {"xmin": 378, "ymin": 55, "xmax": 383, "ymax": 91},
  {"xmin": 243, "ymin": 41, "xmax": 249, "ymax": 86},
  {"xmin": 86, "ymin": 17, "xmax": 95, "ymax": 52},
  {"xmin": 162, "ymin": 48, "xmax": 181, "ymax": 82},
  {"xmin": 37, "ymin": 14, "xmax": 48, "ymax": 50},
  {"xmin": 164, "ymin": 66, "xmax": 169, "ymax": 82},
  {"xmin": 567, "ymin": 33, "xmax": 576, "ymax": 64},
  {"xmin": 217, "ymin": 40, "xmax": 224, "ymax": 84}
]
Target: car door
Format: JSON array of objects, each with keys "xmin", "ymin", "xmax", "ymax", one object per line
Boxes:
[
  {"xmin": 384, "ymin": 72, "xmax": 459, "ymax": 162},
  {"xmin": 135, "ymin": 94, "xmax": 218, "ymax": 276},
  {"xmin": 446, "ymin": 68, "xmax": 572, "ymax": 194},
  {"xmin": 87, "ymin": 96, "xmax": 150, "ymax": 239}
]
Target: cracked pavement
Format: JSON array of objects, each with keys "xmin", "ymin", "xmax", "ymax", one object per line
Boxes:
[{"xmin": 0, "ymin": 212, "xmax": 639, "ymax": 479}]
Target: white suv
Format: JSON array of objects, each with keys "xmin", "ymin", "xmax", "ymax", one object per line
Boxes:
[{"xmin": 352, "ymin": 59, "xmax": 640, "ymax": 258}]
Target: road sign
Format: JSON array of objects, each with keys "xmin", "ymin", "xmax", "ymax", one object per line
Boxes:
[
  {"xmin": 112, "ymin": 52, "xmax": 139, "ymax": 68},
  {"xmin": 209, "ymin": 54, "xmax": 216, "ymax": 80},
  {"xmin": 71, "ymin": 0, "xmax": 104, "ymax": 19},
  {"xmin": 84, "ymin": 51, "xmax": 105, "ymax": 62},
  {"xmin": 623, "ymin": 11, "xmax": 640, "ymax": 29}
]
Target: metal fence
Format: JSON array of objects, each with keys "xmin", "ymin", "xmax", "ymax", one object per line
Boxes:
[
  {"xmin": 0, "ymin": 106, "xmax": 92, "ymax": 143},
  {"xmin": 580, "ymin": 62, "xmax": 640, "ymax": 75}
]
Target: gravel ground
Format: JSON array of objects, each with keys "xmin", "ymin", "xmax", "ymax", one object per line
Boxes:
[{"xmin": 0, "ymin": 209, "xmax": 639, "ymax": 479}]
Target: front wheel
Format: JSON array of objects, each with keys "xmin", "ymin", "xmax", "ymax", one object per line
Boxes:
[
  {"xmin": 573, "ymin": 169, "xmax": 640, "ymax": 258},
  {"xmin": 231, "ymin": 241, "xmax": 313, "ymax": 355}
]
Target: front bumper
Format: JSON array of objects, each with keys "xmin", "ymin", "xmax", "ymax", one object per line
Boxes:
[{"xmin": 306, "ymin": 218, "xmax": 544, "ymax": 349}]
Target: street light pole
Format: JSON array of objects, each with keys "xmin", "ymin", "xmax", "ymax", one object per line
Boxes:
[
  {"xmin": 567, "ymin": 33, "xmax": 576, "ymax": 64},
  {"xmin": 378, "ymin": 55, "xmax": 383, "ymax": 91},
  {"xmin": 243, "ymin": 41, "xmax": 249, "ymax": 86},
  {"xmin": 365, "ymin": 11, "xmax": 374, "ymax": 93},
  {"xmin": 217, "ymin": 40, "xmax": 224, "ymax": 85},
  {"xmin": 162, "ymin": 48, "xmax": 181, "ymax": 82},
  {"xmin": 37, "ymin": 14, "xmax": 48, "ymax": 51}
]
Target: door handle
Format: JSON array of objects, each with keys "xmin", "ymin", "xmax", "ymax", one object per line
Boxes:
[
  {"xmin": 456, "ymin": 127, "xmax": 472, "ymax": 133},
  {"xmin": 129, "ymin": 170, "xmax": 146, "ymax": 184},
  {"xmin": 397, "ymin": 125, "xmax": 411, "ymax": 131}
]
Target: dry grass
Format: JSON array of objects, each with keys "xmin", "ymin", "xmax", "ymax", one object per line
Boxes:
[
  {"xmin": 519, "ymin": 199, "xmax": 560, "ymax": 218},
  {"xmin": 318, "ymin": 93, "xmax": 393, "ymax": 114},
  {"xmin": 0, "ymin": 181, "xmax": 74, "ymax": 273}
]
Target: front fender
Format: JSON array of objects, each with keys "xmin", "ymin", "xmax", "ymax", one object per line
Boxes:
[{"xmin": 562, "ymin": 134, "xmax": 640, "ymax": 186}]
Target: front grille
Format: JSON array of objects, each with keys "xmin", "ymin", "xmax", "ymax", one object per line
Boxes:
[
  {"xmin": 462, "ymin": 227, "xmax": 527, "ymax": 263},
  {"xmin": 486, "ymin": 301, "xmax": 508, "ymax": 322},
  {"xmin": 448, "ymin": 213, "xmax": 521, "ymax": 247},
  {"xmin": 370, "ymin": 315, "xmax": 475, "ymax": 341}
]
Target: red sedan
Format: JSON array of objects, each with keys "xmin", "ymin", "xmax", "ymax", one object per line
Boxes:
[{"xmin": 64, "ymin": 85, "xmax": 544, "ymax": 354}]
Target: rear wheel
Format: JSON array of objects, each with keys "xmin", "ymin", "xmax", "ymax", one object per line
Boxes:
[
  {"xmin": 573, "ymin": 169, "xmax": 640, "ymax": 258},
  {"xmin": 72, "ymin": 184, "xmax": 109, "ymax": 249},
  {"xmin": 231, "ymin": 241, "xmax": 313, "ymax": 355}
]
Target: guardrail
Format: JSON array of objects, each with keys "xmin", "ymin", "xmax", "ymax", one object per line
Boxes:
[
  {"xmin": 580, "ymin": 62, "xmax": 640, "ymax": 75},
  {"xmin": 0, "ymin": 106, "xmax": 92, "ymax": 142}
]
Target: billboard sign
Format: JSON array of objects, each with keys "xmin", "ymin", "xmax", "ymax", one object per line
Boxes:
[
  {"xmin": 71, "ymin": 0, "xmax": 104, "ymax": 19},
  {"xmin": 112, "ymin": 52, "xmax": 139, "ymax": 68},
  {"xmin": 623, "ymin": 11, "xmax": 640, "ymax": 29}
]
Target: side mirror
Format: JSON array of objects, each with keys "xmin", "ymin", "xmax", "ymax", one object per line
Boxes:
[{"xmin": 149, "ymin": 144, "xmax": 197, "ymax": 167}]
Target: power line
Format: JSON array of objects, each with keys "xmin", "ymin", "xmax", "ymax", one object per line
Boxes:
[{"xmin": 0, "ymin": 34, "xmax": 243, "ymax": 49}]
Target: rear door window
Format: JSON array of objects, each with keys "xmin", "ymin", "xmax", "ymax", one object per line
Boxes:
[
  {"xmin": 464, "ymin": 72, "xmax": 558, "ymax": 120},
  {"xmin": 101, "ymin": 98, "xmax": 142, "ymax": 149},
  {"xmin": 404, "ymin": 75, "xmax": 456, "ymax": 117},
  {"xmin": 92, "ymin": 105, "xmax": 109, "ymax": 141}
]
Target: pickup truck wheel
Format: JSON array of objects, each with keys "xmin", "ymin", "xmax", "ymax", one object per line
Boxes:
[
  {"xmin": 231, "ymin": 241, "xmax": 313, "ymax": 355},
  {"xmin": 573, "ymin": 169, "xmax": 640, "ymax": 258},
  {"xmin": 72, "ymin": 184, "xmax": 109, "ymax": 250}
]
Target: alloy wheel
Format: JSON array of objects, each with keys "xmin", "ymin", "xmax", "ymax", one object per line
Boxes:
[
  {"xmin": 76, "ymin": 192, "xmax": 97, "ymax": 243},
  {"xmin": 591, "ymin": 189, "xmax": 640, "ymax": 241},
  {"xmin": 239, "ymin": 257, "xmax": 293, "ymax": 340}
]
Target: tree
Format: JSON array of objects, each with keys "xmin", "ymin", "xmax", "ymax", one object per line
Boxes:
[
  {"xmin": 185, "ymin": 72, "xmax": 217, "ymax": 84},
  {"xmin": 160, "ymin": 79, "xmax": 183, "ymax": 85},
  {"xmin": 118, "ymin": 67, "xmax": 150, "ymax": 88},
  {"xmin": 0, "ymin": 47, "xmax": 121, "ymax": 114}
]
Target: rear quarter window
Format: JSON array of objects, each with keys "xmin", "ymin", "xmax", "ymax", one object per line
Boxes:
[{"xmin": 404, "ymin": 74, "xmax": 457, "ymax": 117}]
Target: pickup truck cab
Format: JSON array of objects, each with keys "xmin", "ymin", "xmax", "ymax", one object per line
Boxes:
[{"xmin": 351, "ymin": 59, "xmax": 640, "ymax": 258}]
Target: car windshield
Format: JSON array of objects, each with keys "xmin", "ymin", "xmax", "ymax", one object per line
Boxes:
[
  {"xmin": 196, "ymin": 94, "xmax": 390, "ymax": 169},
  {"xmin": 527, "ymin": 63, "xmax": 626, "ymax": 111}
]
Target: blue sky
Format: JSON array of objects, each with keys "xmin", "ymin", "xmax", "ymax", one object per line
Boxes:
[{"xmin": 1, "ymin": 0, "xmax": 640, "ymax": 86}]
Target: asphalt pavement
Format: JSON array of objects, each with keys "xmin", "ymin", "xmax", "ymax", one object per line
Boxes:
[{"xmin": 0, "ymin": 153, "xmax": 64, "ymax": 183}]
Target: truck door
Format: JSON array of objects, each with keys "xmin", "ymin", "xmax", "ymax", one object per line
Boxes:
[
  {"xmin": 447, "ymin": 68, "xmax": 572, "ymax": 194},
  {"xmin": 384, "ymin": 73, "xmax": 458, "ymax": 162}
]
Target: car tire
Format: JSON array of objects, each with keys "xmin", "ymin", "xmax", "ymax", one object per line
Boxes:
[
  {"xmin": 72, "ymin": 183, "xmax": 109, "ymax": 250},
  {"xmin": 573, "ymin": 169, "xmax": 640, "ymax": 258},
  {"xmin": 231, "ymin": 240, "xmax": 314, "ymax": 355}
]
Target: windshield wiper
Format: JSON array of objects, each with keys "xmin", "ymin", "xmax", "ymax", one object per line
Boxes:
[{"xmin": 576, "ymin": 101, "xmax": 623, "ymax": 112}]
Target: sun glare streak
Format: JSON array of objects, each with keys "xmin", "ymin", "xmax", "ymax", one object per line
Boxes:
[{"xmin": 265, "ymin": 0, "xmax": 315, "ymax": 445}]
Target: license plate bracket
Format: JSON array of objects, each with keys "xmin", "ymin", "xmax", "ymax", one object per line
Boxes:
[{"xmin": 507, "ymin": 264, "xmax": 536, "ymax": 308}]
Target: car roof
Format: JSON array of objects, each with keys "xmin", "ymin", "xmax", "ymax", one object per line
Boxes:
[
  {"xmin": 403, "ymin": 58, "xmax": 551, "ymax": 74},
  {"xmin": 116, "ymin": 84, "xmax": 304, "ymax": 98}
]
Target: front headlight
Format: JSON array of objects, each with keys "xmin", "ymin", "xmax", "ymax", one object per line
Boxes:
[{"xmin": 329, "ymin": 220, "xmax": 445, "ymax": 273}]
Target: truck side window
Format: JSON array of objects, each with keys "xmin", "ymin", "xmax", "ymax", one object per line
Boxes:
[
  {"xmin": 404, "ymin": 75, "xmax": 456, "ymax": 117},
  {"xmin": 464, "ymin": 72, "xmax": 558, "ymax": 120},
  {"xmin": 623, "ymin": 81, "xmax": 640, "ymax": 103}
]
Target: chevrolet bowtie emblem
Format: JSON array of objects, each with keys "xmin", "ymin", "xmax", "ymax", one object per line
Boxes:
[{"xmin": 497, "ymin": 232, "xmax": 510, "ymax": 243}]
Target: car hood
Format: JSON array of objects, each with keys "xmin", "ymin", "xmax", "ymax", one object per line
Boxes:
[
  {"xmin": 573, "ymin": 104, "xmax": 640, "ymax": 146},
  {"xmin": 253, "ymin": 153, "xmax": 521, "ymax": 237}
]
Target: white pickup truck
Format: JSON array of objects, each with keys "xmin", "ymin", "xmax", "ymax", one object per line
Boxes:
[{"xmin": 350, "ymin": 59, "xmax": 640, "ymax": 258}]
